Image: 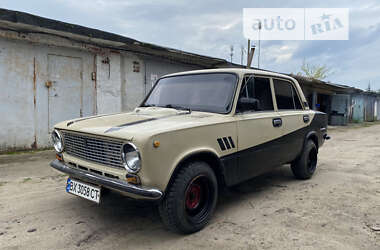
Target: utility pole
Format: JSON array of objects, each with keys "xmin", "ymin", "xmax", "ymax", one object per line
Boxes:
[
  {"xmin": 230, "ymin": 45, "xmax": 234, "ymax": 63},
  {"xmin": 246, "ymin": 39, "xmax": 255, "ymax": 69},
  {"xmin": 240, "ymin": 45, "xmax": 245, "ymax": 65},
  {"xmin": 247, "ymin": 39, "xmax": 250, "ymax": 66},
  {"xmin": 258, "ymin": 21, "xmax": 262, "ymax": 68},
  {"xmin": 367, "ymin": 80, "xmax": 371, "ymax": 91}
]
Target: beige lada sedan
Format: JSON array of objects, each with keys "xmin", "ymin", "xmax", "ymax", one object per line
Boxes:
[{"xmin": 50, "ymin": 68, "xmax": 329, "ymax": 233}]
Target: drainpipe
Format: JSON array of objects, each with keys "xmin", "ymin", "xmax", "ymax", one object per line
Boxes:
[{"xmin": 312, "ymin": 91, "xmax": 317, "ymax": 110}]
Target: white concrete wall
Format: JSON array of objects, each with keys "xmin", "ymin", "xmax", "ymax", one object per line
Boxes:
[
  {"xmin": 122, "ymin": 53, "xmax": 146, "ymax": 111},
  {"xmin": 0, "ymin": 38, "xmax": 35, "ymax": 151},
  {"xmin": 0, "ymin": 37, "xmax": 95, "ymax": 151},
  {"xmin": 96, "ymin": 52, "xmax": 122, "ymax": 114}
]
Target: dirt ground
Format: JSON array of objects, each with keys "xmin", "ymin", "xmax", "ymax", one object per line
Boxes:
[{"xmin": 0, "ymin": 124, "xmax": 379, "ymax": 250}]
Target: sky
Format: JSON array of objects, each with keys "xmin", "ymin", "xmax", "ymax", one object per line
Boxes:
[{"xmin": 0, "ymin": 0, "xmax": 379, "ymax": 90}]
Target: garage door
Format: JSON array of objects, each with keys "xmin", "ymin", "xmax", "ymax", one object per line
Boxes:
[{"xmin": 48, "ymin": 54, "xmax": 83, "ymax": 132}]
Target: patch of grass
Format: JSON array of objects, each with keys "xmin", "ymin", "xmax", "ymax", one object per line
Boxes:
[
  {"xmin": 0, "ymin": 181, "xmax": 7, "ymax": 187},
  {"xmin": 352, "ymin": 121, "xmax": 380, "ymax": 128},
  {"xmin": 336, "ymin": 121, "xmax": 380, "ymax": 130},
  {"xmin": 40, "ymin": 174, "xmax": 67, "ymax": 181},
  {"xmin": 22, "ymin": 177, "xmax": 32, "ymax": 183}
]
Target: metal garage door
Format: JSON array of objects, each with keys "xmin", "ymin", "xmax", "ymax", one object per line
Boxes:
[{"xmin": 47, "ymin": 54, "xmax": 83, "ymax": 132}]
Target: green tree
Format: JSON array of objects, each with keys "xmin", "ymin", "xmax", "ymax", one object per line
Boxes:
[{"xmin": 297, "ymin": 59, "xmax": 332, "ymax": 80}]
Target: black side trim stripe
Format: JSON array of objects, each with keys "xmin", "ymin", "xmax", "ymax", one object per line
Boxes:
[
  {"xmin": 223, "ymin": 137, "xmax": 231, "ymax": 149},
  {"xmin": 217, "ymin": 136, "xmax": 235, "ymax": 151},
  {"xmin": 217, "ymin": 138, "xmax": 226, "ymax": 151},
  {"xmin": 228, "ymin": 136, "xmax": 235, "ymax": 148}
]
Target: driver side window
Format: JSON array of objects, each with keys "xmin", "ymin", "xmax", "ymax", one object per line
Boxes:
[{"xmin": 237, "ymin": 76, "xmax": 274, "ymax": 113}]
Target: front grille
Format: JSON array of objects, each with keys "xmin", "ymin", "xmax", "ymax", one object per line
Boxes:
[{"xmin": 62, "ymin": 131, "xmax": 124, "ymax": 169}]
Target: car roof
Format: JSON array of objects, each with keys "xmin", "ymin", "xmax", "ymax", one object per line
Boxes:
[{"xmin": 162, "ymin": 68, "xmax": 297, "ymax": 82}]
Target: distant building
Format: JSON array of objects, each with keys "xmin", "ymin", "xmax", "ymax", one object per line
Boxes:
[{"xmin": 291, "ymin": 75, "xmax": 380, "ymax": 125}]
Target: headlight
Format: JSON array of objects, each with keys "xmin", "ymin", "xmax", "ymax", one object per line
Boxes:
[
  {"xmin": 52, "ymin": 129, "xmax": 64, "ymax": 153},
  {"xmin": 121, "ymin": 143, "xmax": 141, "ymax": 173}
]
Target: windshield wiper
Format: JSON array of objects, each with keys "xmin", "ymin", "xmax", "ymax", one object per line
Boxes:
[
  {"xmin": 140, "ymin": 104, "xmax": 156, "ymax": 107},
  {"xmin": 163, "ymin": 104, "xmax": 192, "ymax": 113}
]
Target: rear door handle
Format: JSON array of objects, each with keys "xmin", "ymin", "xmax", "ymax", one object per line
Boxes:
[{"xmin": 273, "ymin": 118, "xmax": 282, "ymax": 127}]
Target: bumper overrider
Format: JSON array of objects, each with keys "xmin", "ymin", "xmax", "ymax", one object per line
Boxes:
[{"xmin": 50, "ymin": 159, "xmax": 163, "ymax": 200}]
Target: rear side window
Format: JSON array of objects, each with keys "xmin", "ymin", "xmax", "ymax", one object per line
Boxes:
[
  {"xmin": 273, "ymin": 79, "xmax": 303, "ymax": 110},
  {"xmin": 238, "ymin": 76, "xmax": 274, "ymax": 112}
]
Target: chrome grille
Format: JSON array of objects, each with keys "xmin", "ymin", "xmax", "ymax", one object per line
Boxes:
[{"xmin": 62, "ymin": 131, "xmax": 124, "ymax": 169}]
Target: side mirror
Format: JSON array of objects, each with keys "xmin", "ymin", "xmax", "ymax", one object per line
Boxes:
[{"xmin": 237, "ymin": 97, "xmax": 261, "ymax": 112}]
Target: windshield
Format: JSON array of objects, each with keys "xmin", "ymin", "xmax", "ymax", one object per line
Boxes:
[{"xmin": 142, "ymin": 73, "xmax": 238, "ymax": 114}]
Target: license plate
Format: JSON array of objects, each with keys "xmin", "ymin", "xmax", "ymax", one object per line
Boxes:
[{"xmin": 66, "ymin": 178, "xmax": 101, "ymax": 203}]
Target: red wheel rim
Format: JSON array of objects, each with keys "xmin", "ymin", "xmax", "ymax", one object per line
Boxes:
[
  {"xmin": 185, "ymin": 183, "xmax": 202, "ymax": 210},
  {"xmin": 183, "ymin": 175, "xmax": 215, "ymax": 223}
]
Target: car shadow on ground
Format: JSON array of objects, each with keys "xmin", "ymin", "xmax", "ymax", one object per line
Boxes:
[
  {"xmin": 66, "ymin": 165, "xmax": 300, "ymax": 235},
  {"xmin": 218, "ymin": 165, "xmax": 297, "ymax": 209}
]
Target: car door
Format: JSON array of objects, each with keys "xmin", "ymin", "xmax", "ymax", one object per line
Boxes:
[
  {"xmin": 234, "ymin": 75, "xmax": 284, "ymax": 184},
  {"xmin": 272, "ymin": 78, "xmax": 307, "ymax": 163}
]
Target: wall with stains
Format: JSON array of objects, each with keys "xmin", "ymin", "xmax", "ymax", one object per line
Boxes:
[
  {"xmin": 121, "ymin": 53, "xmax": 146, "ymax": 112},
  {"xmin": 96, "ymin": 52, "xmax": 122, "ymax": 115},
  {"xmin": 0, "ymin": 35, "xmax": 202, "ymax": 151},
  {"xmin": 0, "ymin": 37, "xmax": 95, "ymax": 151},
  {"xmin": 0, "ymin": 38, "xmax": 36, "ymax": 151}
]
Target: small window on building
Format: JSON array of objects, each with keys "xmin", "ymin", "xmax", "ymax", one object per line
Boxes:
[
  {"xmin": 273, "ymin": 79, "xmax": 303, "ymax": 110},
  {"xmin": 237, "ymin": 76, "xmax": 274, "ymax": 112}
]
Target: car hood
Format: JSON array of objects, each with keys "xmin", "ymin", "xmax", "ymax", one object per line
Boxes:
[{"xmin": 54, "ymin": 107, "xmax": 228, "ymax": 140}]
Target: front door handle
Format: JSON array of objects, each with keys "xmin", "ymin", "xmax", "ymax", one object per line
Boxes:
[{"xmin": 273, "ymin": 118, "xmax": 282, "ymax": 127}]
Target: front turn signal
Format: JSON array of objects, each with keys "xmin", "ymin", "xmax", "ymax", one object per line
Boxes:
[
  {"xmin": 56, "ymin": 153, "xmax": 63, "ymax": 161},
  {"xmin": 153, "ymin": 140, "xmax": 160, "ymax": 148},
  {"xmin": 126, "ymin": 174, "xmax": 141, "ymax": 185}
]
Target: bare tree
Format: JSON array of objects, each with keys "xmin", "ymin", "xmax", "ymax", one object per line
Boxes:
[{"xmin": 297, "ymin": 59, "xmax": 333, "ymax": 80}]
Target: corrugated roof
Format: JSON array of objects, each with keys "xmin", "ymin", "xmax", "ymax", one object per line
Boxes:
[{"xmin": 289, "ymin": 74, "xmax": 362, "ymax": 94}]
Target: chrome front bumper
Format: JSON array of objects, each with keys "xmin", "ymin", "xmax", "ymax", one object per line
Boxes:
[{"xmin": 50, "ymin": 160, "xmax": 163, "ymax": 200}]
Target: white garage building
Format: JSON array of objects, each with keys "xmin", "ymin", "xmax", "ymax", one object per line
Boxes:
[{"xmin": 0, "ymin": 9, "xmax": 233, "ymax": 151}]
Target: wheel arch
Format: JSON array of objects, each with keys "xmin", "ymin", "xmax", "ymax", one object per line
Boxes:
[
  {"xmin": 305, "ymin": 130, "xmax": 319, "ymax": 151},
  {"xmin": 164, "ymin": 150, "xmax": 225, "ymax": 194}
]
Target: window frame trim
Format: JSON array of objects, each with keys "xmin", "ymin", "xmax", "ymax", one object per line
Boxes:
[
  {"xmin": 140, "ymin": 72, "xmax": 239, "ymax": 115},
  {"xmin": 235, "ymin": 74, "xmax": 276, "ymax": 115},
  {"xmin": 271, "ymin": 77, "xmax": 305, "ymax": 111}
]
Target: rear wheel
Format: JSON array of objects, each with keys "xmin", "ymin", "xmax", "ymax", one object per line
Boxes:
[
  {"xmin": 291, "ymin": 140, "xmax": 318, "ymax": 179},
  {"xmin": 158, "ymin": 161, "xmax": 218, "ymax": 234}
]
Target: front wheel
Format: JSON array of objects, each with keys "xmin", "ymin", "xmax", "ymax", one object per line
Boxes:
[
  {"xmin": 158, "ymin": 161, "xmax": 218, "ymax": 234},
  {"xmin": 291, "ymin": 140, "xmax": 318, "ymax": 179}
]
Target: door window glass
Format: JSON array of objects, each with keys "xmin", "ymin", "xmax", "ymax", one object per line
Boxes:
[
  {"xmin": 237, "ymin": 76, "xmax": 274, "ymax": 112},
  {"xmin": 273, "ymin": 79, "xmax": 303, "ymax": 110}
]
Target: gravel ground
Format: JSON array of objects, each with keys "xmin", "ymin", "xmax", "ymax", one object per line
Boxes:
[{"xmin": 0, "ymin": 124, "xmax": 379, "ymax": 250}]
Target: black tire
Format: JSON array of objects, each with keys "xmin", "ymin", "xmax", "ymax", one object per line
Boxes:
[
  {"xmin": 291, "ymin": 140, "xmax": 318, "ymax": 180},
  {"xmin": 158, "ymin": 161, "xmax": 218, "ymax": 234}
]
